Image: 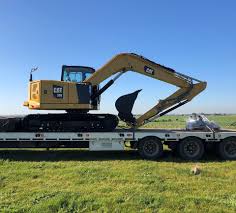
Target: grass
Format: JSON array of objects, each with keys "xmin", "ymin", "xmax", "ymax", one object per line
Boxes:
[
  {"xmin": 0, "ymin": 115, "xmax": 236, "ymax": 212},
  {"xmin": 141, "ymin": 114, "xmax": 236, "ymax": 129}
]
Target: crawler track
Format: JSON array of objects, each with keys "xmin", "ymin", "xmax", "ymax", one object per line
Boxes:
[{"xmin": 0, "ymin": 113, "xmax": 119, "ymax": 132}]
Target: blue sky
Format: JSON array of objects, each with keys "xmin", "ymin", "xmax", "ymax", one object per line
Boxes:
[{"xmin": 0, "ymin": 0, "xmax": 235, "ymax": 115}]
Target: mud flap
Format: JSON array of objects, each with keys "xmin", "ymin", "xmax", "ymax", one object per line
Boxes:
[{"xmin": 115, "ymin": 90, "xmax": 141, "ymax": 124}]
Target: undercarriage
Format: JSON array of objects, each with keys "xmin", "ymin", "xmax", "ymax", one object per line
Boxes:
[{"xmin": 0, "ymin": 113, "xmax": 119, "ymax": 132}]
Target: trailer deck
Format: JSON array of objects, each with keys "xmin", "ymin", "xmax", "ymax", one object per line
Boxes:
[{"xmin": 0, "ymin": 129, "xmax": 236, "ymax": 160}]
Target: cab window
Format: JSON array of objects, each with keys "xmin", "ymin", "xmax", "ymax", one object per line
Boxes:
[
  {"xmin": 63, "ymin": 71, "xmax": 82, "ymax": 82},
  {"xmin": 62, "ymin": 66, "xmax": 95, "ymax": 83}
]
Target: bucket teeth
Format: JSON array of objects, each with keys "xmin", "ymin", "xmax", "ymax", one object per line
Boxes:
[{"xmin": 115, "ymin": 90, "xmax": 141, "ymax": 125}]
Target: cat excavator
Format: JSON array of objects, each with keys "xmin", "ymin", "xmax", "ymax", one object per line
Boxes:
[{"xmin": 1, "ymin": 53, "xmax": 207, "ymax": 132}]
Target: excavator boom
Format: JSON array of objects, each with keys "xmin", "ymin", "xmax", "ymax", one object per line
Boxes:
[{"xmin": 85, "ymin": 53, "xmax": 207, "ymax": 128}]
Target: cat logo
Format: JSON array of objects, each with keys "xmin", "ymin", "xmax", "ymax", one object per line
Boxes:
[
  {"xmin": 144, "ymin": 66, "xmax": 154, "ymax": 75},
  {"xmin": 53, "ymin": 85, "xmax": 63, "ymax": 99}
]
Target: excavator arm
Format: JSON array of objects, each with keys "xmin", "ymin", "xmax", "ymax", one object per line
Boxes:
[{"xmin": 84, "ymin": 53, "xmax": 207, "ymax": 128}]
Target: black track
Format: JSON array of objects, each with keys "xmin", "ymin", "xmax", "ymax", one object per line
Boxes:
[{"xmin": 0, "ymin": 113, "xmax": 119, "ymax": 132}]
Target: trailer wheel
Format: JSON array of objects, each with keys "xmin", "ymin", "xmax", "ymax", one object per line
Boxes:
[
  {"xmin": 138, "ymin": 137, "xmax": 163, "ymax": 160},
  {"xmin": 178, "ymin": 137, "xmax": 204, "ymax": 160},
  {"xmin": 218, "ymin": 137, "xmax": 236, "ymax": 160}
]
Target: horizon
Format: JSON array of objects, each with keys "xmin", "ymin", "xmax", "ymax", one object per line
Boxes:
[{"xmin": 1, "ymin": 113, "xmax": 235, "ymax": 117}]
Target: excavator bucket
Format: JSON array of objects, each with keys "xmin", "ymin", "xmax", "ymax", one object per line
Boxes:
[{"xmin": 115, "ymin": 90, "xmax": 141, "ymax": 125}]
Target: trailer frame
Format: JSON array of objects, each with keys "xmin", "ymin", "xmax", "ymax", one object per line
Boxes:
[{"xmin": 0, "ymin": 129, "xmax": 236, "ymax": 160}]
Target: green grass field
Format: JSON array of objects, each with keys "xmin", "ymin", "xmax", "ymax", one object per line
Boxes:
[
  {"xmin": 140, "ymin": 114, "xmax": 236, "ymax": 130},
  {"xmin": 0, "ymin": 115, "xmax": 236, "ymax": 212}
]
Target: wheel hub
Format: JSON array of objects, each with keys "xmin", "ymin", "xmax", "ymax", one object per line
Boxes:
[
  {"xmin": 144, "ymin": 141, "xmax": 158, "ymax": 155},
  {"xmin": 184, "ymin": 141, "xmax": 200, "ymax": 157}
]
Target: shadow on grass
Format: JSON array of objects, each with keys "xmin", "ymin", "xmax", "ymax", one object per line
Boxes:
[{"xmin": 0, "ymin": 149, "xmax": 224, "ymax": 163}]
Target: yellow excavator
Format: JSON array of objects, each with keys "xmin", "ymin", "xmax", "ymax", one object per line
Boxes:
[{"xmin": 4, "ymin": 53, "xmax": 207, "ymax": 132}]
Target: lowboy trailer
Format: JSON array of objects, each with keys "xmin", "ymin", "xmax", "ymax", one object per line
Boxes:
[{"xmin": 0, "ymin": 129, "xmax": 236, "ymax": 160}]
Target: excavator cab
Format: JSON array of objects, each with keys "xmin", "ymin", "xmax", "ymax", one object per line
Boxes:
[
  {"xmin": 61, "ymin": 65, "xmax": 95, "ymax": 83},
  {"xmin": 61, "ymin": 65, "xmax": 101, "ymax": 110}
]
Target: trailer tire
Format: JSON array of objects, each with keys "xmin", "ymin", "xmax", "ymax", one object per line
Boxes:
[
  {"xmin": 218, "ymin": 137, "xmax": 236, "ymax": 160},
  {"xmin": 178, "ymin": 137, "xmax": 204, "ymax": 160},
  {"xmin": 138, "ymin": 137, "xmax": 163, "ymax": 160}
]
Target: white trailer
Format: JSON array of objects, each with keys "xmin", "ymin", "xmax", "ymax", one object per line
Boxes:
[{"xmin": 0, "ymin": 129, "xmax": 236, "ymax": 160}]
